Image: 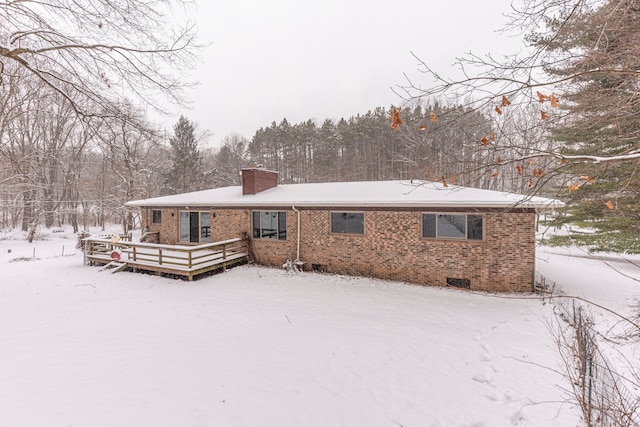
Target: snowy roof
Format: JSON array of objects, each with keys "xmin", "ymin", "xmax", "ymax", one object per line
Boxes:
[{"xmin": 126, "ymin": 180, "xmax": 563, "ymax": 209}]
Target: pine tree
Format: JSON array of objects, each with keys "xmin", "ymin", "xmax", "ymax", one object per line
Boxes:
[
  {"xmin": 164, "ymin": 116, "xmax": 208, "ymax": 194},
  {"xmin": 540, "ymin": 0, "xmax": 640, "ymax": 251}
]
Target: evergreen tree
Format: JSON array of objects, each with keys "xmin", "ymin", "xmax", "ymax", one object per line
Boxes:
[
  {"xmin": 164, "ymin": 116, "xmax": 208, "ymax": 194},
  {"xmin": 539, "ymin": 0, "xmax": 640, "ymax": 251}
]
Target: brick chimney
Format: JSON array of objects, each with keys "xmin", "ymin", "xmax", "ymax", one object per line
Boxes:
[{"xmin": 241, "ymin": 167, "xmax": 278, "ymax": 195}]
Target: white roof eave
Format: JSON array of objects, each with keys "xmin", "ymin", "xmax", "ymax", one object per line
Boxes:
[{"xmin": 126, "ymin": 200, "xmax": 562, "ymax": 209}]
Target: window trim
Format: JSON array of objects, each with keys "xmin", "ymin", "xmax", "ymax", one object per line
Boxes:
[
  {"xmin": 252, "ymin": 210, "xmax": 287, "ymax": 241},
  {"xmin": 151, "ymin": 209, "xmax": 162, "ymax": 224},
  {"xmin": 421, "ymin": 212, "xmax": 484, "ymax": 241},
  {"xmin": 330, "ymin": 211, "xmax": 365, "ymax": 235}
]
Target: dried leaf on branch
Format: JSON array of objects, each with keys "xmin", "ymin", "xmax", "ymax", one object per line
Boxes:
[{"xmin": 390, "ymin": 108, "xmax": 403, "ymax": 130}]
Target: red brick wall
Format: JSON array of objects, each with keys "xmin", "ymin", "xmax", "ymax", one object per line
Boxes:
[
  {"xmin": 141, "ymin": 208, "xmax": 248, "ymax": 245},
  {"xmin": 141, "ymin": 206, "xmax": 536, "ymax": 292},
  {"xmin": 142, "ymin": 208, "xmax": 178, "ymax": 243},
  {"xmin": 250, "ymin": 209, "xmax": 298, "ymax": 265},
  {"xmin": 248, "ymin": 208, "xmax": 535, "ymax": 292},
  {"xmin": 210, "ymin": 210, "xmax": 250, "ymax": 242}
]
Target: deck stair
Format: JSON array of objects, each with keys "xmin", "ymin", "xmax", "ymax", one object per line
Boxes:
[{"xmin": 100, "ymin": 261, "xmax": 129, "ymax": 273}]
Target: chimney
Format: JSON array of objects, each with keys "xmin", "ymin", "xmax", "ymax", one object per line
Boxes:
[{"xmin": 241, "ymin": 167, "xmax": 278, "ymax": 195}]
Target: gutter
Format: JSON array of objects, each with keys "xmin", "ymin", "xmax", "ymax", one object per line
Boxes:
[{"xmin": 126, "ymin": 200, "xmax": 563, "ymax": 210}]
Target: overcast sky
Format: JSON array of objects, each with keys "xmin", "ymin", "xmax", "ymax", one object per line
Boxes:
[{"xmin": 166, "ymin": 0, "xmax": 523, "ymax": 147}]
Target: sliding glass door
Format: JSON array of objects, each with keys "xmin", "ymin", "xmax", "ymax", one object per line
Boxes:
[{"xmin": 179, "ymin": 211, "xmax": 211, "ymax": 243}]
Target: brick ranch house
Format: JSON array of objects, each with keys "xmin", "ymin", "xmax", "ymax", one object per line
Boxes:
[{"xmin": 126, "ymin": 167, "xmax": 561, "ymax": 292}]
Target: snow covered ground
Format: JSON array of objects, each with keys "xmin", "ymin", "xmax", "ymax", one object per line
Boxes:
[
  {"xmin": 0, "ymin": 228, "xmax": 597, "ymax": 426},
  {"xmin": 537, "ymin": 245, "xmax": 640, "ymax": 404},
  {"xmin": 537, "ymin": 245, "xmax": 640, "ymax": 319}
]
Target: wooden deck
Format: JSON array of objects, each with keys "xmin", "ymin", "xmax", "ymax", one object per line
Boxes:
[{"xmin": 84, "ymin": 237, "xmax": 248, "ymax": 281}]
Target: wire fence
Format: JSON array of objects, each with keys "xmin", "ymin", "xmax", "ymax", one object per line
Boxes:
[{"xmin": 536, "ymin": 273, "xmax": 640, "ymax": 426}]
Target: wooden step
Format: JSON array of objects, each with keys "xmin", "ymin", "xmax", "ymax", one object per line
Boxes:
[{"xmin": 100, "ymin": 261, "xmax": 128, "ymax": 273}]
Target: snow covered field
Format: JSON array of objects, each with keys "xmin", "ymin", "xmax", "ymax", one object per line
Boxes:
[
  {"xmin": 0, "ymin": 228, "xmax": 619, "ymax": 426},
  {"xmin": 537, "ymin": 245, "xmax": 640, "ymax": 408}
]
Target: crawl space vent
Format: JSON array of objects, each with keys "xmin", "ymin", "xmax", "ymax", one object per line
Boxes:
[
  {"xmin": 446, "ymin": 277, "xmax": 470, "ymax": 289},
  {"xmin": 312, "ymin": 264, "xmax": 326, "ymax": 272}
]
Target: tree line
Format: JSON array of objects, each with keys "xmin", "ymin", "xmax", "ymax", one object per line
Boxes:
[
  {"xmin": 213, "ymin": 103, "xmax": 551, "ymax": 196},
  {"xmin": 1, "ymin": 95, "xmax": 550, "ymax": 236}
]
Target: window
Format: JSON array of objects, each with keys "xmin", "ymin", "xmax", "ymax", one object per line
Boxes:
[
  {"xmin": 331, "ymin": 212, "xmax": 365, "ymax": 235},
  {"xmin": 252, "ymin": 211, "xmax": 286, "ymax": 240},
  {"xmin": 422, "ymin": 213, "xmax": 483, "ymax": 240},
  {"xmin": 179, "ymin": 211, "xmax": 211, "ymax": 243},
  {"xmin": 152, "ymin": 209, "xmax": 162, "ymax": 224}
]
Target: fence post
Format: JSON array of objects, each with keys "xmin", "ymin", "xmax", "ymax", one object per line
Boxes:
[{"xmin": 587, "ymin": 356, "xmax": 593, "ymax": 425}]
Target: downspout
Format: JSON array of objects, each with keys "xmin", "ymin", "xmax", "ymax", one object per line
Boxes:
[{"xmin": 292, "ymin": 206, "xmax": 301, "ymax": 262}]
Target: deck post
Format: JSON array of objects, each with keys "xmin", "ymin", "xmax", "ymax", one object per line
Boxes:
[
  {"xmin": 188, "ymin": 251, "xmax": 192, "ymax": 268},
  {"xmin": 158, "ymin": 249, "xmax": 163, "ymax": 265},
  {"xmin": 132, "ymin": 246, "xmax": 137, "ymax": 261},
  {"xmin": 223, "ymin": 241, "xmax": 227, "ymax": 260}
]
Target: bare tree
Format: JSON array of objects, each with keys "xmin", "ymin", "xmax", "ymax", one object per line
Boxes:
[
  {"xmin": 0, "ymin": 1, "xmax": 200, "ymax": 235},
  {"xmin": 213, "ymin": 133, "xmax": 249, "ymax": 187},
  {"xmin": 0, "ymin": 0, "xmax": 200, "ymax": 119},
  {"xmin": 395, "ymin": 0, "xmax": 640, "ymax": 250},
  {"xmin": 95, "ymin": 105, "xmax": 162, "ymax": 232},
  {"xmin": 398, "ymin": 0, "xmax": 640, "ymax": 166}
]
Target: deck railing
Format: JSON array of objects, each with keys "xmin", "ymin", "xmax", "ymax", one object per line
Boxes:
[{"xmin": 84, "ymin": 236, "xmax": 248, "ymax": 280}]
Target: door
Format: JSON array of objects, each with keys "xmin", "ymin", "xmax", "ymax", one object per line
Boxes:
[
  {"xmin": 189, "ymin": 212, "xmax": 199, "ymax": 242},
  {"xmin": 180, "ymin": 211, "xmax": 212, "ymax": 243}
]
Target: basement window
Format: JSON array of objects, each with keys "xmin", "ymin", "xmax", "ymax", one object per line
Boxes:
[
  {"xmin": 252, "ymin": 211, "xmax": 286, "ymax": 240},
  {"xmin": 330, "ymin": 212, "xmax": 365, "ymax": 235},
  {"xmin": 422, "ymin": 213, "xmax": 484, "ymax": 241}
]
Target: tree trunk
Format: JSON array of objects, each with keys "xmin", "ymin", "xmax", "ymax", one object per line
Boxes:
[{"xmin": 21, "ymin": 189, "xmax": 35, "ymax": 232}]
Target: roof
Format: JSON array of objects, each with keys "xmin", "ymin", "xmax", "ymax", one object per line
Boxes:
[{"xmin": 126, "ymin": 180, "xmax": 563, "ymax": 209}]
